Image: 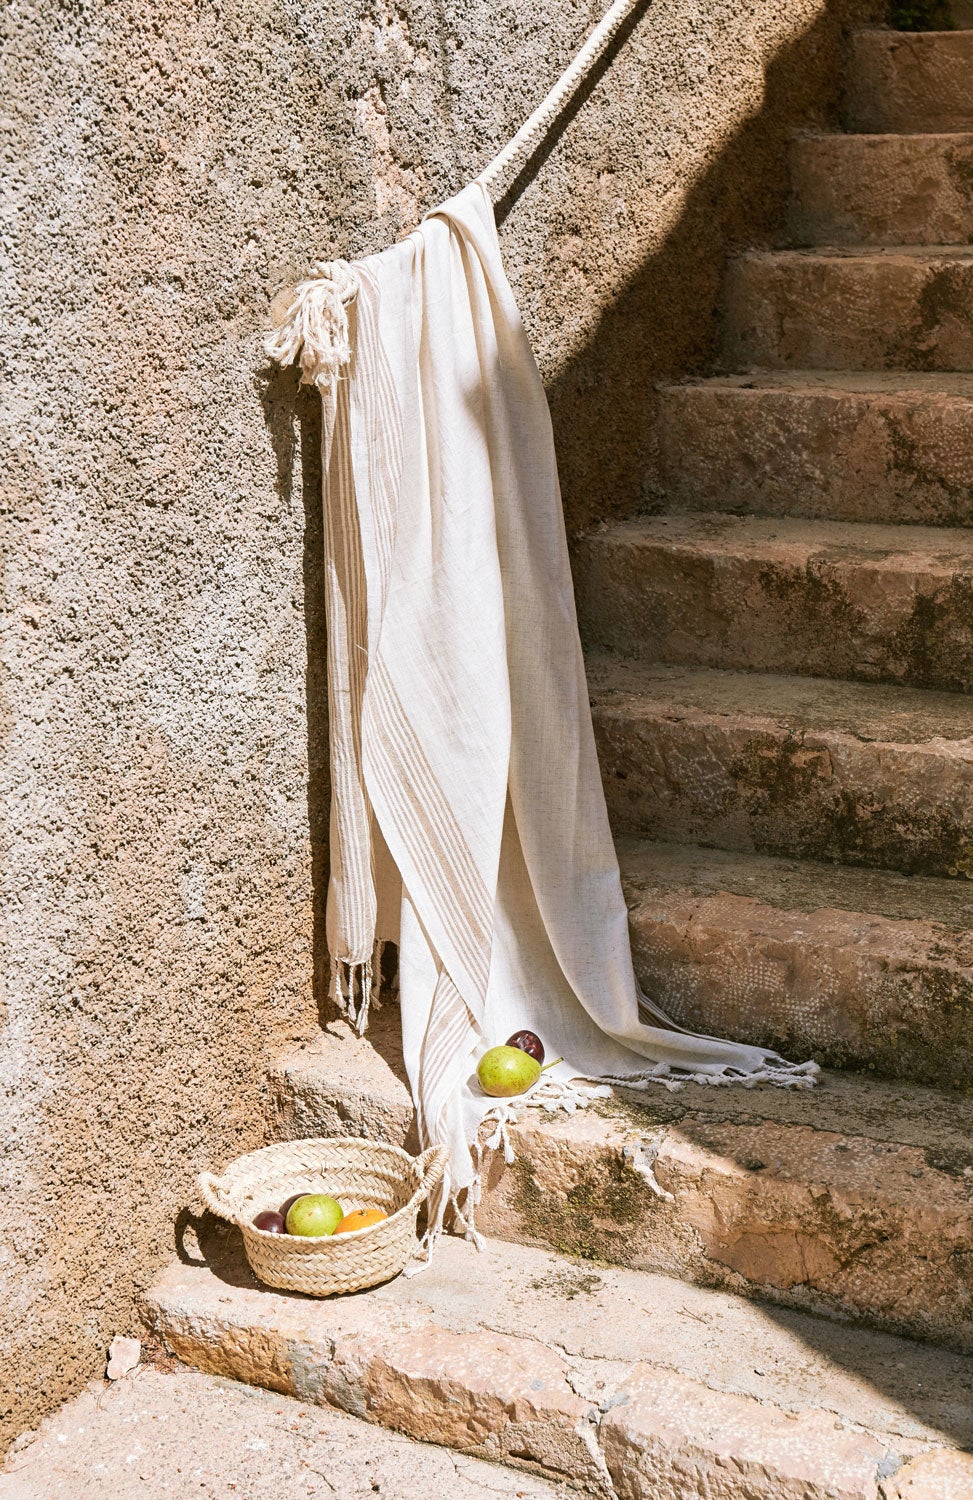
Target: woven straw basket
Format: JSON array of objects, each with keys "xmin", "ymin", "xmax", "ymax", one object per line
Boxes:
[{"xmin": 198, "ymin": 1137, "xmax": 448, "ymax": 1297}]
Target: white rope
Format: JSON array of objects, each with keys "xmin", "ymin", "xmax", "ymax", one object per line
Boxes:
[
  {"xmin": 265, "ymin": 0, "xmax": 647, "ymax": 381},
  {"xmin": 478, "ymin": 0, "xmax": 648, "ymax": 203}
]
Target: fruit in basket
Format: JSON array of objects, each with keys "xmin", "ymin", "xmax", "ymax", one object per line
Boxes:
[
  {"xmin": 285, "ymin": 1194, "xmax": 344, "ymax": 1237},
  {"xmin": 253, "ymin": 1210, "xmax": 287, "ymax": 1234},
  {"xmin": 506, "ymin": 1029, "xmax": 545, "ymax": 1064},
  {"xmin": 279, "ymin": 1193, "xmax": 306, "ymax": 1220},
  {"xmin": 477, "ymin": 1044, "xmax": 541, "ymax": 1097},
  {"xmin": 334, "ymin": 1208, "xmax": 388, "ymax": 1235}
]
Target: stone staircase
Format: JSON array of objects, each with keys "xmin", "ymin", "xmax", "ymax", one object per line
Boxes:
[
  {"xmin": 576, "ymin": 22, "xmax": 973, "ymax": 1098},
  {"xmin": 144, "ymin": 21, "xmax": 973, "ymax": 1499}
]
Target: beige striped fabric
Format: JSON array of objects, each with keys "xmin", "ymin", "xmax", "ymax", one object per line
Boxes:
[{"xmin": 268, "ymin": 181, "xmax": 816, "ymax": 1248}]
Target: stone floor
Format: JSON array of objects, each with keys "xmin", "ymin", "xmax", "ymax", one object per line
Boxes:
[{"xmin": 0, "ymin": 1365, "xmax": 574, "ymax": 1499}]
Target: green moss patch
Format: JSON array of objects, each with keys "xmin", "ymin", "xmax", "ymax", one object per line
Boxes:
[
  {"xmin": 888, "ymin": 0, "xmax": 955, "ymax": 29},
  {"xmin": 512, "ymin": 1151, "xmax": 653, "ymax": 1263}
]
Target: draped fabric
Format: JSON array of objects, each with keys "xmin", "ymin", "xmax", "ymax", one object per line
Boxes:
[{"xmin": 269, "ymin": 180, "xmax": 816, "ymax": 1245}]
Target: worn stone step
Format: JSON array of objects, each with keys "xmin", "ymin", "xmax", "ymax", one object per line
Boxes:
[
  {"xmin": 146, "ymin": 1219, "xmax": 973, "ymax": 1498},
  {"xmin": 789, "ymin": 132, "xmax": 973, "ymax": 247},
  {"xmin": 263, "ymin": 1015, "xmax": 973, "ymax": 1354},
  {"xmin": 724, "ymin": 246, "xmax": 973, "ymax": 372},
  {"xmin": 845, "ymin": 29, "xmax": 973, "ymax": 133},
  {"xmin": 657, "ymin": 373, "xmax": 973, "ymax": 526},
  {"xmin": 586, "ymin": 658, "xmax": 973, "ymax": 879},
  {"xmin": 575, "ymin": 513, "xmax": 973, "ymax": 692},
  {"xmin": 262, "ymin": 829, "xmax": 973, "ymax": 1095},
  {"xmin": 0, "ymin": 1366, "xmax": 569, "ymax": 1500},
  {"xmin": 618, "ymin": 838, "xmax": 973, "ymax": 1090}
]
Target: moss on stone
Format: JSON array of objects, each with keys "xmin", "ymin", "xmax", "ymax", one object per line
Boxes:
[
  {"xmin": 922, "ymin": 1143, "xmax": 973, "ymax": 1178},
  {"xmin": 591, "ymin": 1089, "xmax": 686, "ymax": 1131},
  {"xmin": 888, "ymin": 0, "xmax": 954, "ymax": 28},
  {"xmin": 511, "ymin": 1151, "xmax": 654, "ymax": 1264}
]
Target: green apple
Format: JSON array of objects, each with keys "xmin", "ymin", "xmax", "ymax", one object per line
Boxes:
[
  {"xmin": 284, "ymin": 1194, "xmax": 344, "ymax": 1237},
  {"xmin": 476, "ymin": 1044, "xmax": 541, "ymax": 1098}
]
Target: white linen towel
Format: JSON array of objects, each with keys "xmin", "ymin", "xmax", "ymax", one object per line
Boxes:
[{"xmin": 267, "ymin": 181, "xmax": 816, "ymax": 1247}]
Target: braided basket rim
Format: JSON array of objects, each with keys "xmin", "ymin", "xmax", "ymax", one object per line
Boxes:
[{"xmin": 201, "ymin": 1135, "xmax": 445, "ymax": 1246}]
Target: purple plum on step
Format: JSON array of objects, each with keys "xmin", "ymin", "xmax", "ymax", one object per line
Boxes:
[{"xmin": 506, "ymin": 1029, "xmax": 545, "ymax": 1064}]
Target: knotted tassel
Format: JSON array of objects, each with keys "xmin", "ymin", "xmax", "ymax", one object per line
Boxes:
[{"xmin": 264, "ymin": 261, "xmax": 359, "ymax": 392}]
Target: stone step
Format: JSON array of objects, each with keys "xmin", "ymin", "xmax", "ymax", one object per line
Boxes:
[
  {"xmin": 0, "ymin": 1366, "xmax": 568, "ymax": 1500},
  {"xmin": 657, "ymin": 373, "xmax": 973, "ymax": 526},
  {"xmin": 845, "ymin": 29, "xmax": 973, "ymax": 133},
  {"xmin": 618, "ymin": 837, "xmax": 973, "ymax": 1090},
  {"xmin": 789, "ymin": 132, "xmax": 973, "ymax": 247},
  {"xmin": 262, "ymin": 1015, "xmax": 973, "ymax": 1353},
  {"xmin": 146, "ymin": 1218, "xmax": 973, "ymax": 1498},
  {"xmin": 586, "ymin": 658, "xmax": 973, "ymax": 879},
  {"xmin": 574, "ymin": 513, "xmax": 973, "ymax": 692},
  {"xmin": 723, "ymin": 246, "xmax": 973, "ymax": 372},
  {"xmin": 260, "ymin": 828, "xmax": 973, "ymax": 1096}
]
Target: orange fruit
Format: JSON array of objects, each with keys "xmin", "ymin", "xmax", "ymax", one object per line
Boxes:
[{"xmin": 333, "ymin": 1207, "xmax": 387, "ymax": 1235}]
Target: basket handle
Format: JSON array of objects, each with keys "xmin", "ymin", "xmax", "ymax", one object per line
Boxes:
[
  {"xmin": 415, "ymin": 1144, "xmax": 449, "ymax": 1199},
  {"xmin": 197, "ymin": 1171, "xmax": 235, "ymax": 1222}
]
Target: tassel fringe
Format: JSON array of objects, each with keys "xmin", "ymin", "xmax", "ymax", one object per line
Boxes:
[
  {"xmin": 331, "ymin": 945, "xmax": 386, "ymax": 1037},
  {"xmin": 264, "ymin": 261, "xmax": 359, "ymax": 392},
  {"xmin": 599, "ymin": 1058, "xmax": 820, "ymax": 1093}
]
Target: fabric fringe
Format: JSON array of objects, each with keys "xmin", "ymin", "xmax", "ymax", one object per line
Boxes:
[
  {"xmin": 264, "ymin": 261, "xmax": 359, "ymax": 392},
  {"xmin": 405, "ymin": 1100, "xmax": 519, "ymax": 1273},
  {"xmin": 528, "ymin": 1078, "xmax": 613, "ymax": 1112},
  {"xmin": 331, "ymin": 945, "xmax": 386, "ymax": 1037},
  {"xmin": 369, "ymin": 962, "xmax": 383, "ymax": 1016},
  {"xmin": 598, "ymin": 1058, "xmax": 820, "ymax": 1093}
]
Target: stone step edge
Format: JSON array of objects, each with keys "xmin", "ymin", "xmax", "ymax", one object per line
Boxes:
[
  {"xmin": 657, "ymin": 371, "xmax": 973, "ymax": 399},
  {"xmin": 581, "ymin": 509, "xmax": 973, "ymax": 558},
  {"xmin": 144, "ymin": 1237, "xmax": 967, "ymax": 1500},
  {"xmin": 617, "ymin": 843, "xmax": 973, "ymax": 1089},
  {"xmin": 731, "ymin": 246, "xmax": 973, "ymax": 261},
  {"xmin": 586, "ymin": 660, "xmax": 973, "ymax": 883},
  {"xmin": 575, "ymin": 513, "xmax": 973, "ymax": 693},
  {"xmin": 266, "ymin": 1019, "xmax": 973, "ymax": 1355}
]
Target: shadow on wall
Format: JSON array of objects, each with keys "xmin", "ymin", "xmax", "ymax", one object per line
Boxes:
[
  {"xmin": 257, "ymin": 366, "xmax": 332, "ymax": 1025},
  {"xmin": 533, "ymin": 0, "xmax": 883, "ymax": 537}
]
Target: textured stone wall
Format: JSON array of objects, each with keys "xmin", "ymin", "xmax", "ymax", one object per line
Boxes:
[{"xmin": 2, "ymin": 0, "xmax": 877, "ymax": 1448}]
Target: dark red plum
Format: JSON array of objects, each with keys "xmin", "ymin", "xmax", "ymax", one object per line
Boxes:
[
  {"xmin": 506, "ymin": 1029, "xmax": 544, "ymax": 1064},
  {"xmin": 253, "ymin": 1210, "xmax": 287, "ymax": 1234}
]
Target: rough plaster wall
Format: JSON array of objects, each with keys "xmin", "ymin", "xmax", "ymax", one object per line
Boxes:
[{"xmin": 2, "ymin": 0, "xmax": 878, "ymax": 1449}]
